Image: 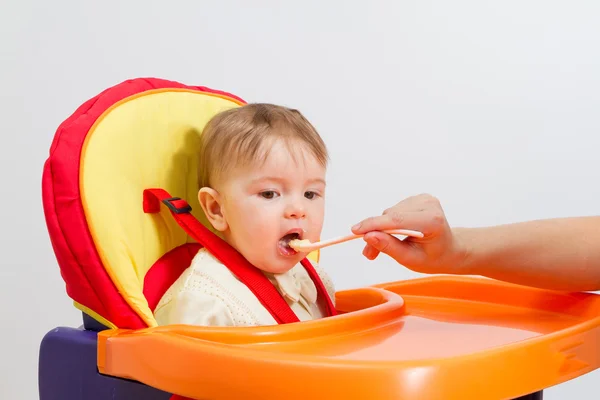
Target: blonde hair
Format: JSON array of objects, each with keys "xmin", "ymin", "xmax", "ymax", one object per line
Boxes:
[{"xmin": 198, "ymin": 103, "xmax": 328, "ymax": 188}]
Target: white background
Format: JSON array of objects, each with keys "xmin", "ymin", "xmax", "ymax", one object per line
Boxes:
[{"xmin": 1, "ymin": 1, "xmax": 599, "ymax": 398}]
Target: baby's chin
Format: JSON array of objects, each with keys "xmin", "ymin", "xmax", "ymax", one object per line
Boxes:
[{"xmin": 254, "ymin": 257, "xmax": 302, "ymax": 275}]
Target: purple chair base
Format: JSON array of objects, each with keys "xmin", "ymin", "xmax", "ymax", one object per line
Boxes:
[{"xmin": 38, "ymin": 325, "xmax": 171, "ymax": 400}]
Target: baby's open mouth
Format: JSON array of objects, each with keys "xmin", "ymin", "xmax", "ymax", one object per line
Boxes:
[{"xmin": 278, "ymin": 232, "xmax": 301, "ymax": 256}]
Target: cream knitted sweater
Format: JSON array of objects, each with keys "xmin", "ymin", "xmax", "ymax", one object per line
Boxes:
[{"xmin": 154, "ymin": 248, "xmax": 336, "ymax": 327}]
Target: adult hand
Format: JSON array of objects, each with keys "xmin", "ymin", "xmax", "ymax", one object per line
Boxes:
[{"xmin": 351, "ymin": 194, "xmax": 467, "ymax": 274}]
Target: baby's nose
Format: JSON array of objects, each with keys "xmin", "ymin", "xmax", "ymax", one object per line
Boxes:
[{"xmin": 285, "ymin": 202, "xmax": 306, "ymax": 219}]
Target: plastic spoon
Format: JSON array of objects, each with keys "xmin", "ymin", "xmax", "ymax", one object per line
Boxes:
[{"xmin": 289, "ymin": 229, "xmax": 424, "ymax": 253}]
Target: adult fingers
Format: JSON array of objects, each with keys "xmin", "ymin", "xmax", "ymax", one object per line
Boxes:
[
  {"xmin": 352, "ymin": 210, "xmax": 439, "ymax": 237},
  {"xmin": 362, "ymin": 243, "xmax": 380, "ymax": 260},
  {"xmin": 362, "ymin": 231, "xmax": 425, "ymax": 267}
]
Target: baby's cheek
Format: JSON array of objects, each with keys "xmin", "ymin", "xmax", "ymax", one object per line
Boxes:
[
  {"xmin": 237, "ymin": 207, "xmax": 266, "ymax": 229},
  {"xmin": 244, "ymin": 218, "xmax": 274, "ymax": 243},
  {"xmin": 309, "ymin": 208, "xmax": 325, "ymax": 235},
  {"xmin": 307, "ymin": 222, "xmax": 324, "ymax": 242}
]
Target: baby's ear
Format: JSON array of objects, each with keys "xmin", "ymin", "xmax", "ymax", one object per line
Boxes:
[{"xmin": 198, "ymin": 187, "xmax": 228, "ymax": 232}]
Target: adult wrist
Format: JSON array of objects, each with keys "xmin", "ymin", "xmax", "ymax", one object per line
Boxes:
[{"xmin": 450, "ymin": 227, "xmax": 479, "ymax": 276}]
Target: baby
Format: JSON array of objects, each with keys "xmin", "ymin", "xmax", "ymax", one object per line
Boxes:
[{"xmin": 154, "ymin": 103, "xmax": 336, "ymax": 327}]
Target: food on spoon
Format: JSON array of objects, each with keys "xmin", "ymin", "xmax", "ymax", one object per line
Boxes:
[{"xmin": 289, "ymin": 238, "xmax": 312, "ymax": 251}]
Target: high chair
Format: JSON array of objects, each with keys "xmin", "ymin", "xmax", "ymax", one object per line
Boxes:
[{"xmin": 39, "ymin": 77, "xmax": 600, "ymax": 400}]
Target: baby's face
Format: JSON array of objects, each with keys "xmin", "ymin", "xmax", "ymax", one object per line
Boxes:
[{"xmin": 217, "ymin": 140, "xmax": 326, "ymax": 274}]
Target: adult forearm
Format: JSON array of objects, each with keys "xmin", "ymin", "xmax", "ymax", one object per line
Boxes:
[{"xmin": 455, "ymin": 217, "xmax": 600, "ymax": 291}]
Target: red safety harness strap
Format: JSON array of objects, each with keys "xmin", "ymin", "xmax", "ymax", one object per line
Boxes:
[
  {"xmin": 143, "ymin": 188, "xmax": 300, "ymax": 324},
  {"xmin": 300, "ymin": 258, "xmax": 337, "ymax": 317}
]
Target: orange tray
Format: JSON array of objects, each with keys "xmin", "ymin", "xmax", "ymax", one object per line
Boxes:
[{"xmin": 98, "ymin": 276, "xmax": 600, "ymax": 399}]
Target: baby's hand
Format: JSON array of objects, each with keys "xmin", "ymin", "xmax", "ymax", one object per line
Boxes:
[{"xmin": 351, "ymin": 194, "xmax": 467, "ymax": 274}]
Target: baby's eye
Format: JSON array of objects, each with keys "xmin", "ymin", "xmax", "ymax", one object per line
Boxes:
[
  {"xmin": 304, "ymin": 191, "xmax": 318, "ymax": 200},
  {"xmin": 260, "ymin": 191, "xmax": 278, "ymax": 199}
]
